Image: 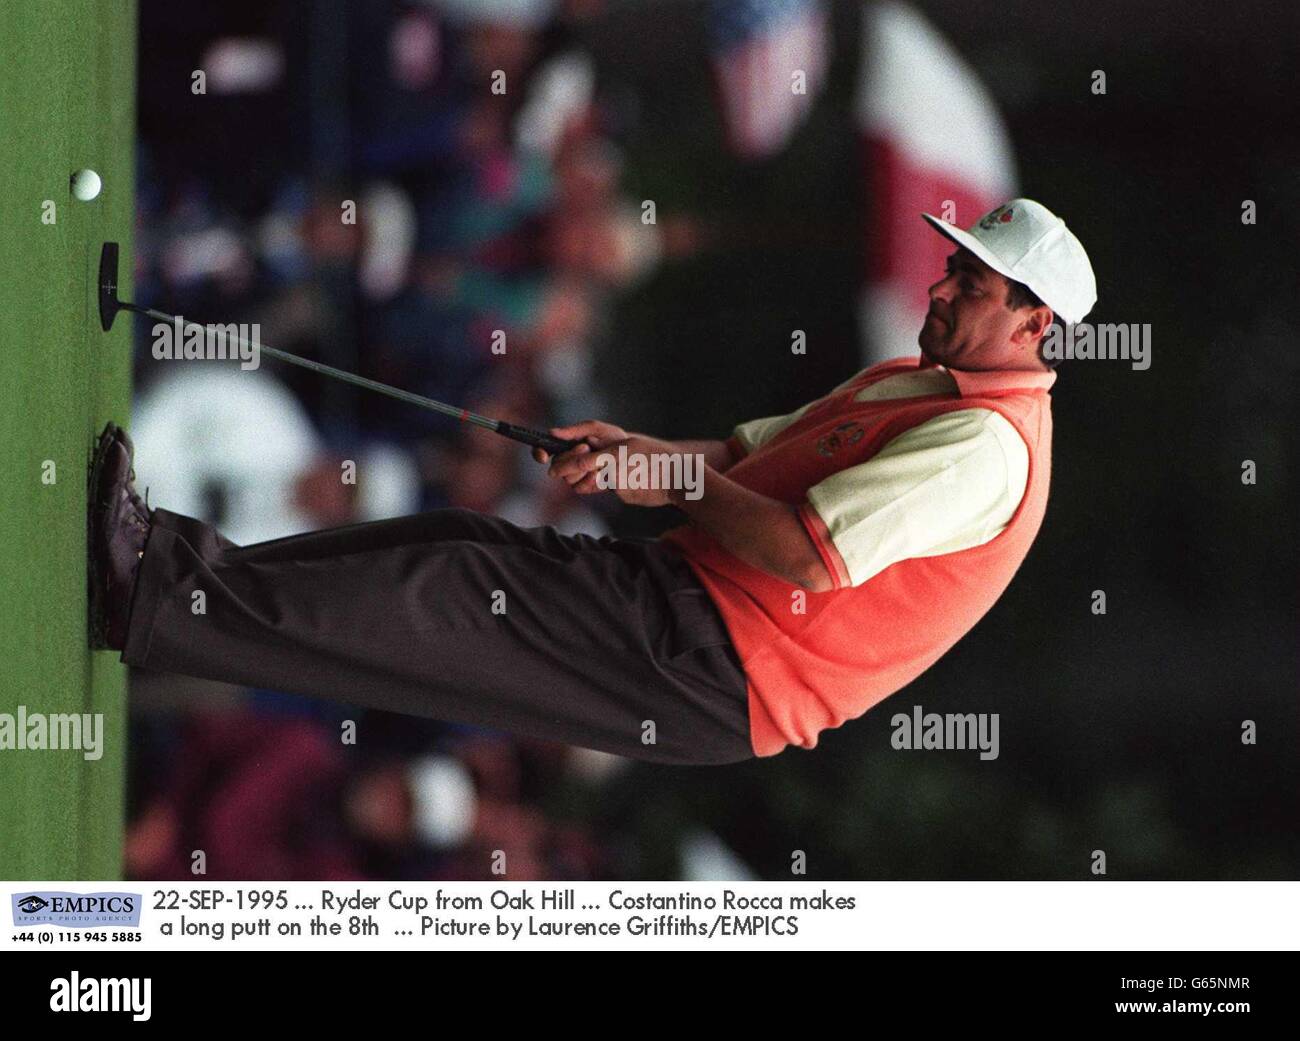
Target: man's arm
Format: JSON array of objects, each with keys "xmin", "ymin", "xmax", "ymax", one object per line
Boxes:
[
  {"xmin": 541, "ymin": 421, "xmax": 831, "ymax": 591},
  {"xmin": 668, "ymin": 466, "xmax": 832, "ymax": 591},
  {"xmin": 668, "ymin": 438, "xmax": 735, "ymax": 473},
  {"xmin": 535, "ymin": 423, "xmax": 735, "ymax": 473}
]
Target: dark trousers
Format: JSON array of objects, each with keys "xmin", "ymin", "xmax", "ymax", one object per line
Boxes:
[{"xmin": 123, "ymin": 508, "xmax": 753, "ymax": 765}]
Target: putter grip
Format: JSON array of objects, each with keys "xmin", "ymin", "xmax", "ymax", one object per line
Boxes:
[{"xmin": 497, "ymin": 422, "xmax": 583, "ymax": 457}]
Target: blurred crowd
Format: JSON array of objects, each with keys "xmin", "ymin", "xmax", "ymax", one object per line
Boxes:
[{"xmin": 125, "ymin": 0, "xmax": 682, "ymax": 882}]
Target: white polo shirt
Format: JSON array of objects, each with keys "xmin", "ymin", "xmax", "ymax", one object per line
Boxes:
[{"xmin": 732, "ymin": 366, "xmax": 1030, "ymax": 586}]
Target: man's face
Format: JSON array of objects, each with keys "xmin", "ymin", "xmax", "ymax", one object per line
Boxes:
[{"xmin": 918, "ymin": 247, "xmax": 1045, "ymax": 370}]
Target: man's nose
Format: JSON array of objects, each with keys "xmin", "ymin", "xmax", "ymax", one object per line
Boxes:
[{"xmin": 928, "ymin": 275, "xmax": 955, "ymax": 304}]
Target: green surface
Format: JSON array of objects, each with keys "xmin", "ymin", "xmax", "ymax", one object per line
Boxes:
[{"xmin": 0, "ymin": 0, "xmax": 136, "ymax": 879}]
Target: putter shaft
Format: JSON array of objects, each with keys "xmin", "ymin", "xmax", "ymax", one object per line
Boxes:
[{"xmin": 122, "ymin": 303, "xmax": 579, "ymax": 457}]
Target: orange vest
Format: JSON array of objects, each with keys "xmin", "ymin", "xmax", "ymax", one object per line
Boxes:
[{"xmin": 664, "ymin": 355, "xmax": 1054, "ymax": 756}]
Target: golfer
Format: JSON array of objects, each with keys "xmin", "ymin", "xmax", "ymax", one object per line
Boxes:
[{"xmin": 91, "ymin": 199, "xmax": 1095, "ymax": 765}]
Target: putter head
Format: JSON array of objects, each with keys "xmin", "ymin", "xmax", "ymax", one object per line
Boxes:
[{"xmin": 98, "ymin": 242, "xmax": 123, "ymax": 332}]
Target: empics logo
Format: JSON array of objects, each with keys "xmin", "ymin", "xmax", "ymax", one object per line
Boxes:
[
  {"xmin": 12, "ymin": 892, "xmax": 142, "ymax": 929},
  {"xmin": 50, "ymin": 972, "xmax": 151, "ymax": 1022}
]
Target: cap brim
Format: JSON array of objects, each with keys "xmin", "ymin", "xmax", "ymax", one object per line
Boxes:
[{"xmin": 921, "ymin": 213, "xmax": 1019, "ymax": 284}]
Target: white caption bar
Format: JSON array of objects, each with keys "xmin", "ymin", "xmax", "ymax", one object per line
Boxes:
[{"xmin": 4, "ymin": 881, "xmax": 1295, "ymax": 950}]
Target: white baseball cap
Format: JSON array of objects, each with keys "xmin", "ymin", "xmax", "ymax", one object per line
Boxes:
[{"xmin": 922, "ymin": 199, "xmax": 1097, "ymax": 323}]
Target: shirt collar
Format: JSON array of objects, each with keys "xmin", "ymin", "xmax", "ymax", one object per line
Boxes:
[{"xmin": 917, "ymin": 353, "xmax": 1056, "ymax": 396}]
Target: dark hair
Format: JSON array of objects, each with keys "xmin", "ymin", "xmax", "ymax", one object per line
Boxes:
[{"xmin": 1005, "ymin": 279, "xmax": 1063, "ymax": 369}]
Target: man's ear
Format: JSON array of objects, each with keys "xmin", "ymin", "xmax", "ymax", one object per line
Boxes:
[{"xmin": 1014, "ymin": 305, "xmax": 1054, "ymax": 345}]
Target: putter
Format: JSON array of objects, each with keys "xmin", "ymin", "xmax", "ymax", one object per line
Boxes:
[{"xmin": 98, "ymin": 242, "xmax": 582, "ymax": 458}]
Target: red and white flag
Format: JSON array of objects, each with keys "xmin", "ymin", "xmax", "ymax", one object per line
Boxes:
[{"xmin": 857, "ymin": 2, "xmax": 1018, "ymax": 364}]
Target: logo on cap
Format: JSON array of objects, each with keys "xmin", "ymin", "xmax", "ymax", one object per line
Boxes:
[{"xmin": 979, "ymin": 205, "xmax": 1015, "ymax": 229}]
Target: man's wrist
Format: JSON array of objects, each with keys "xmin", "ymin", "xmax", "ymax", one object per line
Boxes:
[{"xmin": 669, "ymin": 462, "xmax": 711, "ymax": 510}]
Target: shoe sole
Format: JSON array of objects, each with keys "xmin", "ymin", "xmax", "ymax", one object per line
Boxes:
[{"xmin": 87, "ymin": 422, "xmax": 125, "ymax": 650}]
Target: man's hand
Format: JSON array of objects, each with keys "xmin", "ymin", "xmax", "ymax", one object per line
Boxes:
[
  {"xmin": 541, "ymin": 422, "xmax": 682, "ymax": 507},
  {"xmin": 531, "ymin": 419, "xmax": 627, "ymax": 466}
]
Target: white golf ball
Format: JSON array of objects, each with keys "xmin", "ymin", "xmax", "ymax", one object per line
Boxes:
[{"xmin": 71, "ymin": 169, "xmax": 102, "ymax": 202}]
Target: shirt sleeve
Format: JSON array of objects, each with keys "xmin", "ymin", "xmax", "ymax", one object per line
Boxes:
[
  {"xmin": 800, "ymin": 408, "xmax": 1030, "ymax": 589},
  {"xmin": 732, "ymin": 372, "xmax": 871, "ymax": 454},
  {"xmin": 731, "ymin": 401, "xmax": 818, "ymax": 454}
]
